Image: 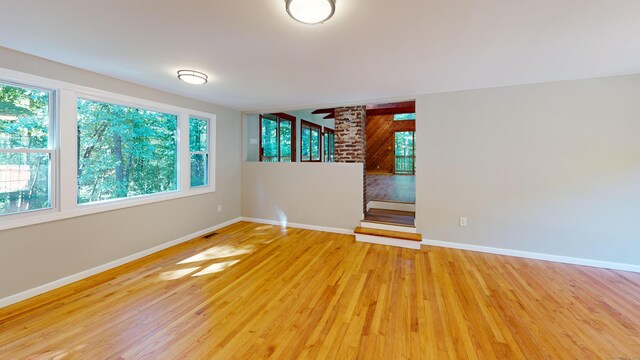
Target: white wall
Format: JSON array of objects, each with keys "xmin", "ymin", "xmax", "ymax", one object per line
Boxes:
[
  {"xmin": 416, "ymin": 75, "xmax": 640, "ymax": 266},
  {"xmin": 0, "ymin": 47, "xmax": 242, "ymax": 299},
  {"xmin": 241, "ymin": 162, "xmax": 363, "ymax": 230}
]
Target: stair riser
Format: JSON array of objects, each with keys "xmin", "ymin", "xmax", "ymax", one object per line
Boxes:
[
  {"xmin": 355, "ymin": 234, "xmax": 422, "ymax": 250},
  {"xmin": 360, "ymin": 221, "xmax": 417, "ymax": 233},
  {"xmin": 366, "ymin": 201, "xmax": 416, "ymax": 212}
]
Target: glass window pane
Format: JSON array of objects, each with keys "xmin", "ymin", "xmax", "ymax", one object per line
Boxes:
[
  {"xmin": 301, "ymin": 126, "xmax": 310, "ymax": 161},
  {"xmin": 0, "ymin": 82, "xmax": 50, "ymax": 149},
  {"xmin": 394, "ymin": 113, "xmax": 416, "ymax": 121},
  {"xmin": 77, "ymin": 98, "xmax": 178, "ymax": 204},
  {"xmin": 189, "ymin": 117, "xmax": 208, "ymax": 152},
  {"xmin": 329, "ymin": 133, "xmax": 334, "ymax": 162},
  {"xmin": 311, "ymin": 128, "xmax": 320, "ymax": 161},
  {"xmin": 190, "ymin": 153, "xmax": 208, "ymax": 187},
  {"xmin": 395, "ymin": 131, "xmax": 414, "ymax": 156},
  {"xmin": 279, "ymin": 120, "xmax": 291, "ymax": 162},
  {"xmin": 0, "ymin": 152, "xmax": 51, "ymax": 215},
  {"xmin": 261, "ymin": 116, "xmax": 278, "ymax": 162}
]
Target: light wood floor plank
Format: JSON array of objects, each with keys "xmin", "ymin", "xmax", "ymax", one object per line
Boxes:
[{"xmin": 1, "ymin": 221, "xmax": 639, "ymax": 359}]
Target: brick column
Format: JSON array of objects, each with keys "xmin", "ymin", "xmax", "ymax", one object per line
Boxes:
[{"xmin": 334, "ymin": 106, "xmax": 367, "ymax": 213}]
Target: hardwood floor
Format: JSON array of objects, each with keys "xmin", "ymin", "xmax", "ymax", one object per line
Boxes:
[
  {"xmin": 366, "ymin": 174, "xmax": 416, "ymax": 203},
  {"xmin": 1, "ymin": 221, "xmax": 639, "ymax": 359}
]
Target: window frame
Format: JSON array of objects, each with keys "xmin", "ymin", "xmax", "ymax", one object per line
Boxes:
[
  {"xmin": 259, "ymin": 113, "xmax": 296, "ymax": 162},
  {"xmin": 189, "ymin": 116, "xmax": 211, "ymax": 188},
  {"xmin": 323, "ymin": 127, "xmax": 335, "ymax": 163},
  {"xmin": 75, "ymin": 95, "xmax": 181, "ymax": 205},
  {"xmin": 0, "ymin": 79, "xmax": 58, "ymax": 219},
  {"xmin": 0, "ymin": 67, "xmax": 216, "ymax": 231},
  {"xmin": 300, "ymin": 120, "xmax": 322, "ymax": 163},
  {"xmin": 394, "ymin": 130, "xmax": 415, "ymax": 175}
]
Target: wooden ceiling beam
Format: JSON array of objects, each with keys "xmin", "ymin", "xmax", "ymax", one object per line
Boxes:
[
  {"xmin": 365, "ymin": 101, "xmax": 415, "ymax": 110},
  {"xmin": 311, "ymin": 108, "xmax": 335, "ymax": 114}
]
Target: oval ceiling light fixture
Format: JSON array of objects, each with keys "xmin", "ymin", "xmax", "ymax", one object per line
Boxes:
[
  {"xmin": 286, "ymin": 0, "xmax": 336, "ymax": 25},
  {"xmin": 177, "ymin": 70, "xmax": 208, "ymax": 85}
]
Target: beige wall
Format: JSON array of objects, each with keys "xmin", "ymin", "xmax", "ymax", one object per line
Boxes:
[
  {"xmin": 241, "ymin": 162, "xmax": 363, "ymax": 230},
  {"xmin": 416, "ymin": 75, "xmax": 640, "ymax": 265},
  {"xmin": 0, "ymin": 47, "xmax": 242, "ymax": 299}
]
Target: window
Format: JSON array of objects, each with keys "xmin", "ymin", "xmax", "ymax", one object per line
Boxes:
[
  {"xmin": 323, "ymin": 128, "xmax": 335, "ymax": 162},
  {"xmin": 260, "ymin": 113, "xmax": 295, "ymax": 162},
  {"xmin": 190, "ymin": 117, "xmax": 209, "ymax": 187},
  {"xmin": 301, "ymin": 120, "xmax": 321, "ymax": 162},
  {"xmin": 395, "ymin": 131, "xmax": 415, "ymax": 175},
  {"xmin": 77, "ymin": 98, "xmax": 178, "ymax": 204},
  {"xmin": 394, "ymin": 113, "xmax": 416, "ymax": 121},
  {"xmin": 0, "ymin": 68, "xmax": 216, "ymax": 231},
  {"xmin": 0, "ymin": 81, "xmax": 55, "ymax": 216}
]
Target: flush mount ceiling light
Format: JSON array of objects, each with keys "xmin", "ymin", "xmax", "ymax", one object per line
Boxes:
[
  {"xmin": 286, "ymin": 0, "xmax": 336, "ymax": 25},
  {"xmin": 177, "ymin": 70, "xmax": 208, "ymax": 85}
]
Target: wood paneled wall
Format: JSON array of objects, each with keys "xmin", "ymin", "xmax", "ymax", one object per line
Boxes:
[{"xmin": 366, "ymin": 115, "xmax": 415, "ymax": 173}]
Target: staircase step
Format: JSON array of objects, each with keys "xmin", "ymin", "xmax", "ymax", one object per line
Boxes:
[
  {"xmin": 354, "ymin": 227, "xmax": 422, "ymax": 242},
  {"xmin": 360, "ymin": 220, "xmax": 417, "ymax": 233}
]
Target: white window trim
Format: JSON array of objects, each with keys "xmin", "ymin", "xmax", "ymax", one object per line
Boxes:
[
  {"xmin": 0, "ymin": 67, "xmax": 216, "ymax": 231},
  {"xmin": 188, "ymin": 116, "xmax": 211, "ymax": 188}
]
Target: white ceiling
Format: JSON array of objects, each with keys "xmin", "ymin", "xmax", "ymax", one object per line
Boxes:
[{"xmin": 1, "ymin": 0, "xmax": 639, "ymax": 112}]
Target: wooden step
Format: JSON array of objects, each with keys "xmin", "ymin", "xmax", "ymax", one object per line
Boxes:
[
  {"xmin": 354, "ymin": 227, "xmax": 422, "ymax": 242},
  {"xmin": 364, "ymin": 208, "xmax": 415, "ymax": 226}
]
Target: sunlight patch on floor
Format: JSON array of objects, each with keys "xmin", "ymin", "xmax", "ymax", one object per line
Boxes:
[
  {"xmin": 192, "ymin": 260, "xmax": 240, "ymax": 277},
  {"xmin": 159, "ymin": 267, "xmax": 200, "ymax": 280},
  {"xmin": 177, "ymin": 245, "xmax": 254, "ymax": 265}
]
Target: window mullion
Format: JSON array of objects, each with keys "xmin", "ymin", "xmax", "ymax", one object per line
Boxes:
[
  {"xmin": 58, "ymin": 88, "xmax": 77, "ymax": 212},
  {"xmin": 179, "ymin": 113, "xmax": 190, "ymax": 192}
]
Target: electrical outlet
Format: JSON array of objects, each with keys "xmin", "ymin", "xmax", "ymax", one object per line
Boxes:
[
  {"xmin": 459, "ymin": 217, "xmax": 468, "ymax": 227},
  {"xmin": 218, "ymin": 205, "xmax": 222, "ymax": 212}
]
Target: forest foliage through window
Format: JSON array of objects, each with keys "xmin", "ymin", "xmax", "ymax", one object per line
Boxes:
[
  {"xmin": 395, "ymin": 131, "xmax": 415, "ymax": 175},
  {"xmin": 394, "ymin": 113, "xmax": 416, "ymax": 121},
  {"xmin": 77, "ymin": 99, "xmax": 178, "ymax": 204},
  {"xmin": 0, "ymin": 82, "xmax": 52, "ymax": 216},
  {"xmin": 189, "ymin": 117, "xmax": 209, "ymax": 187},
  {"xmin": 261, "ymin": 114, "xmax": 293, "ymax": 162}
]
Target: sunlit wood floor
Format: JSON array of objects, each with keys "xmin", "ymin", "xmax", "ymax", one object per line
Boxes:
[{"xmin": 1, "ymin": 222, "xmax": 639, "ymax": 359}]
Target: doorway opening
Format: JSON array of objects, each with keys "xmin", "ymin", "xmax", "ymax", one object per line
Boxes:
[{"xmin": 364, "ymin": 101, "xmax": 416, "ymax": 227}]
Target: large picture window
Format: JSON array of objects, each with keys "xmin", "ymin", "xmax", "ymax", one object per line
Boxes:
[
  {"xmin": 260, "ymin": 113, "xmax": 295, "ymax": 162},
  {"xmin": 189, "ymin": 116, "xmax": 209, "ymax": 187},
  {"xmin": 301, "ymin": 120, "xmax": 321, "ymax": 162},
  {"xmin": 0, "ymin": 81, "xmax": 54, "ymax": 216},
  {"xmin": 77, "ymin": 98, "xmax": 178, "ymax": 204}
]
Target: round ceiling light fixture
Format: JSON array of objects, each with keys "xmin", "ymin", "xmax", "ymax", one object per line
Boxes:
[
  {"xmin": 177, "ymin": 70, "xmax": 208, "ymax": 85},
  {"xmin": 286, "ymin": 0, "xmax": 336, "ymax": 25}
]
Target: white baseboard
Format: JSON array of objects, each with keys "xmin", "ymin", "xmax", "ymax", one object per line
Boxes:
[
  {"xmin": 241, "ymin": 217, "xmax": 354, "ymax": 235},
  {"xmin": 0, "ymin": 217, "xmax": 243, "ymax": 309},
  {"xmin": 421, "ymin": 238, "xmax": 640, "ymax": 273}
]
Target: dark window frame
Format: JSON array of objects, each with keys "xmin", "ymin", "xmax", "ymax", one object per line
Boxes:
[
  {"xmin": 300, "ymin": 120, "xmax": 322, "ymax": 163},
  {"xmin": 323, "ymin": 127, "xmax": 335, "ymax": 163},
  {"xmin": 259, "ymin": 113, "xmax": 296, "ymax": 162}
]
